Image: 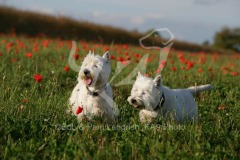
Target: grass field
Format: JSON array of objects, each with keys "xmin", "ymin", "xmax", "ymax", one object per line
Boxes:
[{"xmin": 0, "ymin": 33, "xmax": 240, "ymax": 159}]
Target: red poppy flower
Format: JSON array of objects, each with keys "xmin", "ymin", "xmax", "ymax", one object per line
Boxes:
[
  {"xmin": 64, "ymin": 66, "xmax": 70, "ymax": 72},
  {"xmin": 26, "ymin": 52, "xmax": 32, "ymax": 58},
  {"xmin": 104, "ymin": 47, "xmax": 109, "ymax": 52},
  {"xmin": 110, "ymin": 55, "xmax": 115, "ymax": 60},
  {"xmin": 6, "ymin": 42, "xmax": 14, "ymax": 49},
  {"xmin": 23, "ymin": 99, "xmax": 27, "ymax": 103},
  {"xmin": 231, "ymin": 72, "xmax": 239, "ymax": 76},
  {"xmin": 172, "ymin": 66, "xmax": 177, "ymax": 72},
  {"xmin": 198, "ymin": 68, "xmax": 203, "ymax": 73},
  {"xmin": 187, "ymin": 61, "xmax": 194, "ymax": 69},
  {"xmin": 33, "ymin": 47, "xmax": 38, "ymax": 52},
  {"xmin": 73, "ymin": 54, "xmax": 79, "ymax": 60},
  {"xmin": 76, "ymin": 106, "xmax": 83, "ymax": 115},
  {"xmin": 123, "ymin": 44, "xmax": 128, "ymax": 49},
  {"xmin": 42, "ymin": 40, "xmax": 50, "ymax": 48},
  {"xmin": 178, "ymin": 53, "xmax": 184, "ymax": 59},
  {"xmin": 34, "ymin": 74, "xmax": 42, "ymax": 82},
  {"xmin": 117, "ymin": 57, "xmax": 124, "ymax": 62}
]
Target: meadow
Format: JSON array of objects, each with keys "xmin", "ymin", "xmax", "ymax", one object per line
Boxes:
[{"xmin": 0, "ymin": 33, "xmax": 240, "ymax": 159}]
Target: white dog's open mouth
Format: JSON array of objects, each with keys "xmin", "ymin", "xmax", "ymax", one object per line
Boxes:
[
  {"xmin": 133, "ymin": 101, "xmax": 144, "ymax": 109},
  {"xmin": 83, "ymin": 76, "xmax": 93, "ymax": 86},
  {"xmin": 133, "ymin": 104, "xmax": 140, "ymax": 108}
]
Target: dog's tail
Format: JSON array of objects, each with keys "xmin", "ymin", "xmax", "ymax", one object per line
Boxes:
[{"xmin": 187, "ymin": 84, "xmax": 214, "ymax": 95}]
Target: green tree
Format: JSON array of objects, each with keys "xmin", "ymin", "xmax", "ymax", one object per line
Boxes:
[{"xmin": 213, "ymin": 27, "xmax": 240, "ymax": 52}]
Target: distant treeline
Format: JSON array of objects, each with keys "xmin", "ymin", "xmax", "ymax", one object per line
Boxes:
[{"xmin": 0, "ymin": 6, "xmax": 232, "ymax": 53}]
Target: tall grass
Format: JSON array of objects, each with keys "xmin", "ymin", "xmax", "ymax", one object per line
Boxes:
[{"xmin": 0, "ymin": 33, "xmax": 239, "ymax": 159}]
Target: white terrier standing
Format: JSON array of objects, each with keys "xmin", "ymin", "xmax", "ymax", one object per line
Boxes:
[
  {"xmin": 69, "ymin": 51, "xmax": 116, "ymax": 122},
  {"xmin": 128, "ymin": 72, "xmax": 213, "ymax": 123}
]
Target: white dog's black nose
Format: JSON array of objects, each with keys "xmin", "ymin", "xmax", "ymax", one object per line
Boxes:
[
  {"xmin": 83, "ymin": 69, "xmax": 90, "ymax": 75},
  {"xmin": 131, "ymin": 99, "xmax": 137, "ymax": 104}
]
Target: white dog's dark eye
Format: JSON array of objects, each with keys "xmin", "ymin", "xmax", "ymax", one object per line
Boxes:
[
  {"xmin": 142, "ymin": 92, "xmax": 145, "ymax": 95},
  {"xmin": 93, "ymin": 65, "xmax": 98, "ymax": 68}
]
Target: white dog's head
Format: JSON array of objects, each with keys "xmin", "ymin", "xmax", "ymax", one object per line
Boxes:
[
  {"xmin": 128, "ymin": 72, "xmax": 162, "ymax": 110},
  {"xmin": 79, "ymin": 51, "xmax": 110, "ymax": 88}
]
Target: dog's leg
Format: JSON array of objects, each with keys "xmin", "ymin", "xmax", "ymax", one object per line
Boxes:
[
  {"xmin": 139, "ymin": 109, "xmax": 158, "ymax": 123},
  {"xmin": 68, "ymin": 83, "xmax": 81, "ymax": 115}
]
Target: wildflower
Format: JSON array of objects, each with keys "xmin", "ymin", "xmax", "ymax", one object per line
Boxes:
[
  {"xmin": 104, "ymin": 47, "xmax": 109, "ymax": 52},
  {"xmin": 187, "ymin": 61, "xmax": 194, "ymax": 69},
  {"xmin": 178, "ymin": 53, "xmax": 184, "ymax": 59},
  {"xmin": 76, "ymin": 106, "xmax": 83, "ymax": 115},
  {"xmin": 26, "ymin": 52, "xmax": 32, "ymax": 58},
  {"xmin": 64, "ymin": 66, "xmax": 70, "ymax": 72},
  {"xmin": 42, "ymin": 40, "xmax": 50, "ymax": 48},
  {"xmin": 117, "ymin": 57, "xmax": 124, "ymax": 62},
  {"xmin": 231, "ymin": 72, "xmax": 239, "ymax": 76},
  {"xmin": 34, "ymin": 74, "xmax": 42, "ymax": 82},
  {"xmin": 172, "ymin": 66, "xmax": 177, "ymax": 72},
  {"xmin": 73, "ymin": 54, "xmax": 79, "ymax": 60},
  {"xmin": 6, "ymin": 42, "xmax": 14, "ymax": 50},
  {"xmin": 110, "ymin": 55, "xmax": 115, "ymax": 60},
  {"xmin": 23, "ymin": 99, "xmax": 27, "ymax": 103},
  {"xmin": 123, "ymin": 44, "xmax": 128, "ymax": 49}
]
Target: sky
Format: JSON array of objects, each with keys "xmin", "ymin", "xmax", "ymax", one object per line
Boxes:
[{"xmin": 1, "ymin": 0, "xmax": 240, "ymax": 44}]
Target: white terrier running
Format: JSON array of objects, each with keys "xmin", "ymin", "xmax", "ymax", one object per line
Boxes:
[
  {"xmin": 128, "ymin": 72, "xmax": 213, "ymax": 123},
  {"xmin": 69, "ymin": 51, "xmax": 116, "ymax": 122}
]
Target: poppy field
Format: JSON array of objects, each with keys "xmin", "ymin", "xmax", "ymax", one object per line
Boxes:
[{"xmin": 0, "ymin": 33, "xmax": 240, "ymax": 159}]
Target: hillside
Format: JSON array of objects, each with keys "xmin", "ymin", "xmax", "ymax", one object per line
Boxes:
[{"xmin": 0, "ymin": 6, "xmax": 232, "ymax": 53}]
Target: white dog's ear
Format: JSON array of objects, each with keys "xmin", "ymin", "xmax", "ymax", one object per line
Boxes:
[
  {"xmin": 103, "ymin": 51, "xmax": 110, "ymax": 62},
  {"xmin": 137, "ymin": 71, "xmax": 143, "ymax": 79},
  {"xmin": 154, "ymin": 75, "xmax": 162, "ymax": 87}
]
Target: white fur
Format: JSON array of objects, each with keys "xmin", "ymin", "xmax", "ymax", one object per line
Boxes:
[
  {"xmin": 128, "ymin": 72, "xmax": 213, "ymax": 123},
  {"xmin": 68, "ymin": 51, "xmax": 116, "ymax": 122}
]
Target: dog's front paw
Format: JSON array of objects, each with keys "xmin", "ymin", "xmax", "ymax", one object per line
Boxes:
[
  {"xmin": 139, "ymin": 109, "xmax": 158, "ymax": 123},
  {"xmin": 92, "ymin": 107, "xmax": 104, "ymax": 117}
]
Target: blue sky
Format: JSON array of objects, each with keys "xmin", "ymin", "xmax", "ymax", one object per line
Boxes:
[{"xmin": 1, "ymin": 0, "xmax": 240, "ymax": 44}]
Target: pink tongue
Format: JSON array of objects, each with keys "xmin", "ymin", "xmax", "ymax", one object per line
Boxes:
[
  {"xmin": 133, "ymin": 104, "xmax": 139, "ymax": 108},
  {"xmin": 85, "ymin": 78, "xmax": 92, "ymax": 85}
]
